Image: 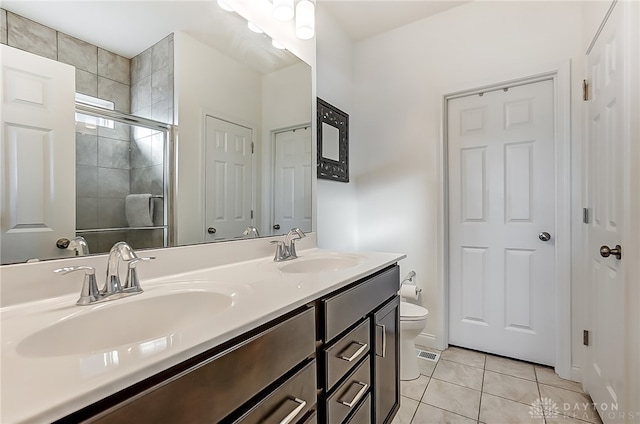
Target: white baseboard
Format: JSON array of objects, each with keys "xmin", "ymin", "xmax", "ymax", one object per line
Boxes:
[
  {"xmin": 416, "ymin": 333, "xmax": 441, "ymax": 351},
  {"xmin": 571, "ymin": 365, "xmax": 583, "ymax": 384}
]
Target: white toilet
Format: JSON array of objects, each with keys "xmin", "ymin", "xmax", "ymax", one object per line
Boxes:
[{"xmin": 400, "ymin": 300, "xmax": 429, "ymax": 381}]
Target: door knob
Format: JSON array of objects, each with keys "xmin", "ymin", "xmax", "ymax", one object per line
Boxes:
[
  {"xmin": 600, "ymin": 245, "xmax": 622, "ymax": 260},
  {"xmin": 273, "ymin": 224, "xmax": 281, "ymax": 230},
  {"xmin": 538, "ymin": 232, "xmax": 551, "ymax": 242},
  {"xmin": 207, "ymin": 227, "xmax": 217, "ymax": 234},
  {"xmin": 56, "ymin": 238, "xmax": 70, "ymax": 249}
]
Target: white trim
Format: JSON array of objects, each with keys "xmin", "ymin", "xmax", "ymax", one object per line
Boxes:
[
  {"xmin": 439, "ymin": 63, "xmax": 573, "ymax": 376},
  {"xmin": 416, "ymin": 332, "xmax": 439, "ymax": 351},
  {"xmin": 571, "ymin": 365, "xmax": 583, "ymax": 384}
]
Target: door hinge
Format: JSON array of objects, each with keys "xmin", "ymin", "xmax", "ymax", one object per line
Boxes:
[
  {"xmin": 583, "ymin": 80, "xmax": 589, "ymax": 101},
  {"xmin": 583, "ymin": 208, "xmax": 590, "ymax": 224},
  {"xmin": 250, "ymin": 210, "xmax": 254, "ymax": 219},
  {"xmin": 251, "ymin": 142, "xmax": 254, "ymax": 154},
  {"xmin": 583, "ymin": 330, "xmax": 590, "ymax": 346}
]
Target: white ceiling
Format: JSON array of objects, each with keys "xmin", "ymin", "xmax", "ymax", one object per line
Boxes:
[
  {"xmin": 1, "ymin": 1, "xmax": 300, "ymax": 74},
  {"xmin": 2, "ymin": 0, "xmax": 470, "ymax": 71},
  {"xmin": 318, "ymin": 0, "xmax": 471, "ymax": 42}
]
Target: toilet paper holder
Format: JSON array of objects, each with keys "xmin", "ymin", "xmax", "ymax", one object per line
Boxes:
[{"xmin": 401, "ymin": 270, "xmax": 421, "ymax": 293}]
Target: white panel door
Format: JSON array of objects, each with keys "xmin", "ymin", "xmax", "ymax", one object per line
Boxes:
[
  {"xmin": 584, "ymin": 1, "xmax": 636, "ymax": 418},
  {"xmin": 448, "ymin": 80, "xmax": 556, "ymax": 365},
  {"xmin": 204, "ymin": 116, "xmax": 253, "ymax": 241},
  {"xmin": 0, "ymin": 45, "xmax": 76, "ymax": 264},
  {"xmin": 273, "ymin": 126, "xmax": 312, "ymax": 235}
]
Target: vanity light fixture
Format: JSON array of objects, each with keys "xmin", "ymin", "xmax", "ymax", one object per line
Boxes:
[
  {"xmin": 217, "ymin": 0, "xmax": 234, "ymax": 12},
  {"xmin": 271, "ymin": 38, "xmax": 286, "ymax": 50},
  {"xmin": 247, "ymin": 22, "xmax": 263, "ymax": 33},
  {"xmin": 273, "ymin": 0, "xmax": 294, "ymax": 21},
  {"xmin": 295, "ymin": 0, "xmax": 315, "ymax": 40}
]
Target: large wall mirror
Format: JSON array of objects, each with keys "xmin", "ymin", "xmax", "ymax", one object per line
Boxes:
[{"xmin": 0, "ymin": 1, "xmax": 312, "ymax": 264}]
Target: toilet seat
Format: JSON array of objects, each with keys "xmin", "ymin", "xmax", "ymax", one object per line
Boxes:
[{"xmin": 400, "ymin": 301, "xmax": 429, "ymax": 321}]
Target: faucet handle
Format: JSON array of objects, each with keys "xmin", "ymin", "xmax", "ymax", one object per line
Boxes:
[
  {"xmin": 54, "ymin": 266, "xmax": 100, "ymax": 306},
  {"xmin": 123, "ymin": 257, "xmax": 155, "ymax": 293},
  {"xmin": 270, "ymin": 240, "xmax": 287, "ymax": 262}
]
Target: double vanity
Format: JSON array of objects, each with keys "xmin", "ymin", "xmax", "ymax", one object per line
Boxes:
[{"xmin": 0, "ymin": 235, "xmax": 404, "ymax": 424}]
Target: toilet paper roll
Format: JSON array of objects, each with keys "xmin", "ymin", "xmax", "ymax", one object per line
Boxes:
[{"xmin": 400, "ymin": 284, "xmax": 420, "ymax": 300}]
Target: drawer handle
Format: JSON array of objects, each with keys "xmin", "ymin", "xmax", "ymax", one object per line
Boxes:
[
  {"xmin": 376, "ymin": 324, "xmax": 386, "ymax": 358},
  {"xmin": 339, "ymin": 342, "xmax": 367, "ymax": 362},
  {"xmin": 279, "ymin": 397, "xmax": 307, "ymax": 424},
  {"xmin": 339, "ymin": 381, "xmax": 369, "ymax": 408}
]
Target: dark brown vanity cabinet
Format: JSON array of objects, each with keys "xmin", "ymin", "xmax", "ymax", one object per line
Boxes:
[
  {"xmin": 318, "ymin": 265, "xmax": 400, "ymax": 424},
  {"xmin": 59, "ymin": 264, "xmax": 400, "ymax": 424},
  {"xmin": 65, "ymin": 307, "xmax": 318, "ymax": 424}
]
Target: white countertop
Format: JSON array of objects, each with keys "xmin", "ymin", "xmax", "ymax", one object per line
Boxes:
[{"xmin": 0, "ymin": 248, "xmax": 404, "ymax": 423}]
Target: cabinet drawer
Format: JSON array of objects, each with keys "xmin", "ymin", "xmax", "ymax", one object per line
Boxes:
[
  {"xmin": 346, "ymin": 393, "xmax": 371, "ymax": 424},
  {"xmin": 323, "ymin": 266, "xmax": 399, "ymax": 342},
  {"xmin": 326, "ymin": 356, "xmax": 371, "ymax": 424},
  {"xmin": 324, "ymin": 318, "xmax": 370, "ymax": 390},
  {"xmin": 235, "ymin": 360, "xmax": 316, "ymax": 424},
  {"xmin": 89, "ymin": 307, "xmax": 315, "ymax": 424}
]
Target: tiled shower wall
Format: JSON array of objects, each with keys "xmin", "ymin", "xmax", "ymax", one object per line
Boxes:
[{"xmin": 1, "ymin": 9, "xmax": 173, "ymax": 252}]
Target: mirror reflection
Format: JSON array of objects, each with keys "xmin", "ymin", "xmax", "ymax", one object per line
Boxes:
[{"xmin": 0, "ymin": 1, "xmax": 312, "ymax": 264}]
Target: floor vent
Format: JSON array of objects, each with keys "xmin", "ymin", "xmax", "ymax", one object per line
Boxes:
[{"xmin": 416, "ymin": 349, "xmax": 440, "ymax": 362}]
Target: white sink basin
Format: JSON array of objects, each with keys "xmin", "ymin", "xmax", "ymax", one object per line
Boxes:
[
  {"xmin": 278, "ymin": 255, "xmax": 362, "ymax": 273},
  {"xmin": 17, "ymin": 281, "xmax": 249, "ymax": 357}
]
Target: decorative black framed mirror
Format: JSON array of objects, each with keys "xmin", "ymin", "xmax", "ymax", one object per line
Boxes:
[{"xmin": 317, "ymin": 98, "xmax": 349, "ymax": 182}]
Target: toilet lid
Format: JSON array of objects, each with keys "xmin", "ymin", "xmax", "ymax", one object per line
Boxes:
[{"xmin": 400, "ymin": 301, "xmax": 429, "ymax": 321}]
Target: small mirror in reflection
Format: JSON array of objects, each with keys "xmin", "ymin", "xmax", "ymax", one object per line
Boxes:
[{"xmin": 321, "ymin": 123, "xmax": 340, "ymax": 161}]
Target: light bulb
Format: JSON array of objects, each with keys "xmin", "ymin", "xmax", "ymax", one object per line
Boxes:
[
  {"xmin": 247, "ymin": 22, "xmax": 263, "ymax": 34},
  {"xmin": 273, "ymin": 0, "xmax": 294, "ymax": 21},
  {"xmin": 295, "ymin": 0, "xmax": 315, "ymax": 40},
  {"xmin": 217, "ymin": 0, "xmax": 234, "ymax": 12},
  {"xmin": 272, "ymin": 39, "xmax": 286, "ymax": 50}
]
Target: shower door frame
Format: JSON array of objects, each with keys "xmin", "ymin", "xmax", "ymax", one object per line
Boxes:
[{"xmin": 75, "ymin": 103, "xmax": 174, "ymax": 249}]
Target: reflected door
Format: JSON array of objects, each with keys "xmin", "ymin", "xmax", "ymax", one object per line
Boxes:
[
  {"xmin": 0, "ymin": 45, "xmax": 76, "ymax": 263},
  {"xmin": 204, "ymin": 116, "xmax": 254, "ymax": 241},
  {"xmin": 273, "ymin": 127, "xmax": 312, "ymax": 235},
  {"xmin": 448, "ymin": 80, "xmax": 556, "ymax": 365}
]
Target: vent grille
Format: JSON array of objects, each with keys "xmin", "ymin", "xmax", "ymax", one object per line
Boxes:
[{"xmin": 416, "ymin": 349, "xmax": 440, "ymax": 362}]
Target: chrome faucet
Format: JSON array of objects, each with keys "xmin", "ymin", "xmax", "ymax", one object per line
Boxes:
[
  {"xmin": 242, "ymin": 226, "xmax": 260, "ymax": 238},
  {"xmin": 54, "ymin": 241, "xmax": 154, "ymax": 305},
  {"xmin": 271, "ymin": 228, "xmax": 306, "ymax": 262},
  {"xmin": 67, "ymin": 236, "xmax": 90, "ymax": 256},
  {"xmin": 104, "ymin": 241, "xmax": 138, "ymax": 295}
]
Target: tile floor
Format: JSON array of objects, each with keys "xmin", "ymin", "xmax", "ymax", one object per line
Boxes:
[{"xmin": 392, "ymin": 346, "xmax": 602, "ymax": 424}]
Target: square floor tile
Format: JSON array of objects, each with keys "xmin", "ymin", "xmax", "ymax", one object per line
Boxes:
[
  {"xmin": 479, "ymin": 393, "xmax": 545, "ymax": 424},
  {"xmin": 535, "ymin": 366, "xmax": 584, "ymax": 393},
  {"xmin": 401, "ymin": 375, "xmax": 430, "ymax": 401},
  {"xmin": 485, "ymin": 355, "xmax": 536, "ymax": 381},
  {"xmin": 392, "ymin": 396, "xmax": 419, "ymax": 424},
  {"xmin": 423, "ymin": 378, "xmax": 481, "ymax": 420},
  {"xmin": 441, "ymin": 346, "xmax": 486, "ymax": 369},
  {"xmin": 417, "ymin": 358, "xmax": 437, "ymax": 377},
  {"xmin": 413, "ymin": 403, "xmax": 477, "ymax": 424},
  {"xmin": 539, "ymin": 385, "xmax": 602, "ymax": 424},
  {"xmin": 482, "ymin": 370, "xmax": 540, "ymax": 405},
  {"xmin": 432, "ymin": 359, "xmax": 484, "ymax": 390}
]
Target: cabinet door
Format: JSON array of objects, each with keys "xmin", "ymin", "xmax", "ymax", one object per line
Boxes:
[{"xmin": 373, "ymin": 296, "xmax": 400, "ymax": 424}]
